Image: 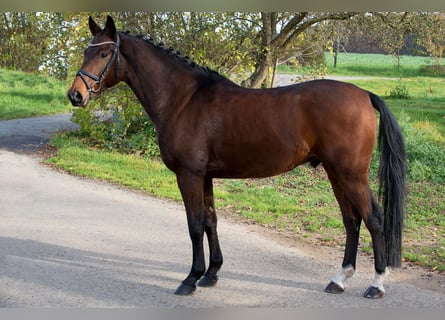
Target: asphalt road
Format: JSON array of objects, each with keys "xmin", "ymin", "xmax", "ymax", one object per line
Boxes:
[
  {"xmin": 0, "ymin": 114, "xmax": 444, "ymax": 307},
  {"xmin": 0, "ymin": 114, "xmax": 78, "ymax": 153}
]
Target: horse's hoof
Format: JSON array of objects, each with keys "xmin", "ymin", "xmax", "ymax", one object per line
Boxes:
[
  {"xmin": 325, "ymin": 281, "xmax": 345, "ymax": 294},
  {"xmin": 363, "ymin": 286, "xmax": 384, "ymax": 299},
  {"xmin": 198, "ymin": 274, "xmax": 218, "ymax": 287},
  {"xmin": 174, "ymin": 283, "xmax": 196, "ymax": 296}
]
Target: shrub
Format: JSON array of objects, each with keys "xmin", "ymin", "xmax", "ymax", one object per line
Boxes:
[
  {"xmin": 389, "ymin": 80, "xmax": 411, "ymax": 99},
  {"xmin": 419, "ymin": 64, "xmax": 445, "ymax": 76},
  {"xmin": 70, "ymin": 84, "xmax": 160, "ymax": 157}
]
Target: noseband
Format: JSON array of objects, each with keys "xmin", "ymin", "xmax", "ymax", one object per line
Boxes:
[{"xmin": 77, "ymin": 33, "xmax": 121, "ymax": 94}]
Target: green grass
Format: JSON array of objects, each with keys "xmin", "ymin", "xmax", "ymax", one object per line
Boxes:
[
  {"xmin": 342, "ymin": 78, "xmax": 445, "ymax": 133},
  {"xmin": 216, "ymin": 167, "xmax": 344, "ymax": 243},
  {"xmin": 47, "ymin": 135, "xmax": 181, "ymax": 201},
  {"xmin": 0, "ymin": 68, "xmax": 71, "ymax": 120}
]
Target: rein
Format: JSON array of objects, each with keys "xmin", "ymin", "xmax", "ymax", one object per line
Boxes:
[{"xmin": 77, "ymin": 33, "xmax": 121, "ymax": 94}]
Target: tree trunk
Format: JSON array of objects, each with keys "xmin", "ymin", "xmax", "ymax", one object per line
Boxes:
[
  {"xmin": 242, "ymin": 12, "xmax": 274, "ymax": 88},
  {"xmin": 334, "ymin": 35, "xmax": 340, "ymax": 68},
  {"xmin": 243, "ymin": 54, "xmax": 272, "ymax": 88},
  {"xmin": 270, "ymin": 56, "xmax": 278, "ymax": 87}
]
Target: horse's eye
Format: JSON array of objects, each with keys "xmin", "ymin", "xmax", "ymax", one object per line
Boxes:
[{"xmin": 101, "ymin": 52, "xmax": 108, "ymax": 58}]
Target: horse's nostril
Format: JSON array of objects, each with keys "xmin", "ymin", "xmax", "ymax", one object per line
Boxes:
[
  {"xmin": 68, "ymin": 90, "xmax": 83, "ymax": 106},
  {"xmin": 74, "ymin": 91, "xmax": 82, "ymax": 103}
]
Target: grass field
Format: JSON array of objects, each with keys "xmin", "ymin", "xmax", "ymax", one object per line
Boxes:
[
  {"xmin": 279, "ymin": 52, "xmax": 445, "ymax": 78},
  {"xmin": 325, "ymin": 52, "xmax": 444, "ymax": 77},
  {"xmin": 0, "ymin": 68, "xmax": 71, "ymax": 120},
  {"xmin": 347, "ymin": 78, "xmax": 445, "ymax": 132},
  {"xmin": 2, "ymin": 52, "xmax": 444, "ymax": 272}
]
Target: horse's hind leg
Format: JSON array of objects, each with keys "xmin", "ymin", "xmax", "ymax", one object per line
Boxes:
[
  {"xmin": 324, "ymin": 176, "xmax": 362, "ymax": 294},
  {"xmin": 362, "ymin": 195, "xmax": 387, "ymax": 299},
  {"xmin": 324, "ymin": 167, "xmax": 387, "ymax": 298},
  {"xmin": 339, "ymin": 181, "xmax": 387, "ymax": 299},
  {"xmin": 198, "ymin": 176, "xmax": 223, "ymax": 287}
]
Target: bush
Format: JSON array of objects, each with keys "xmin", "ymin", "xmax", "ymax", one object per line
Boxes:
[
  {"xmin": 71, "ymin": 84, "xmax": 160, "ymax": 157},
  {"xmin": 389, "ymin": 80, "xmax": 411, "ymax": 99},
  {"xmin": 419, "ymin": 64, "xmax": 445, "ymax": 76}
]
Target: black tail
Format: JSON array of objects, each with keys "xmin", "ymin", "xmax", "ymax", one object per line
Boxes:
[{"xmin": 369, "ymin": 92, "xmax": 406, "ymax": 268}]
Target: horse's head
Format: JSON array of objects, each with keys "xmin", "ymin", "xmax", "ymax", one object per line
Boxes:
[{"xmin": 67, "ymin": 16, "xmax": 123, "ymax": 107}]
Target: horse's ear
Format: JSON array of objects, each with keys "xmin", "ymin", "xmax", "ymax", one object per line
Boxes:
[
  {"xmin": 104, "ymin": 15, "xmax": 116, "ymax": 38},
  {"xmin": 89, "ymin": 16, "xmax": 102, "ymax": 36}
]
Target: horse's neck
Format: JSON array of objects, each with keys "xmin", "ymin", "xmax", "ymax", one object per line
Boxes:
[{"xmin": 120, "ymin": 34, "xmax": 198, "ymax": 127}]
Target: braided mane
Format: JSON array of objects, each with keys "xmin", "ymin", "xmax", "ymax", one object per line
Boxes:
[{"xmin": 124, "ymin": 31, "xmax": 222, "ymax": 78}]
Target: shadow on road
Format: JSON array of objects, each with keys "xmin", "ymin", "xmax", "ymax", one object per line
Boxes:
[
  {"xmin": 0, "ymin": 236, "xmax": 187, "ymax": 307},
  {"xmin": 0, "ymin": 236, "xmax": 320, "ymax": 307}
]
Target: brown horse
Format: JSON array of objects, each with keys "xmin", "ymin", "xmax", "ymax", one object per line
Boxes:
[{"xmin": 68, "ymin": 16, "xmax": 406, "ymax": 299}]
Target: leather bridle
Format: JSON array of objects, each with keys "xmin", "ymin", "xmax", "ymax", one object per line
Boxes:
[{"xmin": 76, "ymin": 33, "xmax": 121, "ymax": 94}]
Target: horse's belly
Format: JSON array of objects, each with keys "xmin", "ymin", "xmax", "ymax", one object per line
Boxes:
[{"xmin": 207, "ymin": 143, "xmax": 310, "ymax": 179}]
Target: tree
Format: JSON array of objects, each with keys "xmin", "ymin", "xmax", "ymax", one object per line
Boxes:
[
  {"xmin": 3, "ymin": 12, "xmax": 445, "ymax": 85},
  {"xmin": 0, "ymin": 12, "xmax": 70, "ymax": 79},
  {"xmin": 370, "ymin": 13, "xmax": 413, "ymax": 73},
  {"xmin": 417, "ymin": 13, "xmax": 445, "ymax": 73},
  {"xmin": 241, "ymin": 12, "xmax": 358, "ymax": 88},
  {"xmin": 326, "ymin": 18, "xmax": 358, "ymax": 68}
]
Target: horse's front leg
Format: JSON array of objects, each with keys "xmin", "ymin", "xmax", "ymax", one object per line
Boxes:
[
  {"xmin": 197, "ymin": 176, "xmax": 223, "ymax": 287},
  {"xmin": 174, "ymin": 171, "xmax": 207, "ymax": 296}
]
